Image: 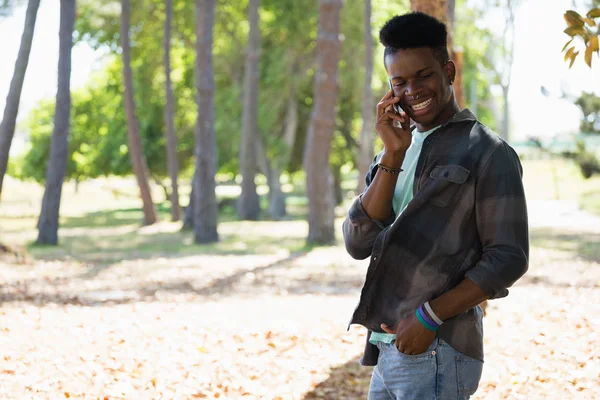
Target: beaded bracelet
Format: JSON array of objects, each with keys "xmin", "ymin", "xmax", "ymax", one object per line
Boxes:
[{"xmin": 377, "ymin": 163, "xmax": 403, "ymax": 175}]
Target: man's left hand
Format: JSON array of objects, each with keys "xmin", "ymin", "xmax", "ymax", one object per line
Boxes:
[{"xmin": 381, "ymin": 313, "xmax": 436, "ymax": 355}]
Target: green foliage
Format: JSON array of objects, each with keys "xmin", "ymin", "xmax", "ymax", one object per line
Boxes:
[
  {"xmin": 19, "ymin": 0, "xmax": 502, "ymax": 182},
  {"xmin": 562, "ymin": 8, "xmax": 600, "ymax": 68},
  {"xmin": 454, "ymin": 1, "xmax": 497, "ymax": 130},
  {"xmin": 575, "ymin": 92, "xmax": 600, "ymax": 134}
]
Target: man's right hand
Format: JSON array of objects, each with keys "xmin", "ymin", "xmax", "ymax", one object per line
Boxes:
[{"xmin": 375, "ymin": 89, "xmax": 412, "ymax": 166}]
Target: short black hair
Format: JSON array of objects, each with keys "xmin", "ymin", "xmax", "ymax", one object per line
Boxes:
[{"xmin": 379, "ymin": 12, "xmax": 449, "ymax": 67}]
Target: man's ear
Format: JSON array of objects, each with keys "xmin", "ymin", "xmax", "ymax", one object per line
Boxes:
[{"xmin": 444, "ymin": 60, "xmax": 456, "ymax": 84}]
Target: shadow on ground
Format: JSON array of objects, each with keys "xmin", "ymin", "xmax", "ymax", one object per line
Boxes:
[{"xmin": 303, "ymin": 356, "xmax": 372, "ymax": 399}]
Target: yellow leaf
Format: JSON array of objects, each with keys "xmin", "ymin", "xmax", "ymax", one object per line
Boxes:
[
  {"xmin": 564, "ymin": 46, "xmax": 575, "ymax": 62},
  {"xmin": 591, "ymin": 35, "xmax": 599, "ymax": 52},
  {"xmin": 585, "ymin": 45, "xmax": 593, "ymax": 67},
  {"xmin": 562, "ymin": 39, "xmax": 574, "ymax": 52},
  {"xmin": 569, "ymin": 51, "xmax": 580, "ymax": 68},
  {"xmin": 268, "ymin": 342, "xmax": 276, "ymax": 348},
  {"xmin": 197, "ymin": 347, "xmax": 208, "ymax": 354},
  {"xmin": 64, "ymin": 393, "xmax": 71, "ymax": 399},
  {"xmin": 565, "ymin": 10, "xmax": 585, "ymax": 27},
  {"xmin": 564, "ymin": 26, "xmax": 586, "ymax": 36},
  {"xmin": 583, "ymin": 17, "xmax": 596, "ymax": 27},
  {"xmin": 587, "ymin": 8, "xmax": 600, "ymax": 18}
]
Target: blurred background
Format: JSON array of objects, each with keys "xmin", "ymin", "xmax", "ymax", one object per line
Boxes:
[{"xmin": 0, "ymin": 0, "xmax": 599, "ymax": 398}]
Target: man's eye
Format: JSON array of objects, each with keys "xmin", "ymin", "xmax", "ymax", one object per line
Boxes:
[
  {"xmin": 394, "ymin": 82, "xmax": 405, "ymax": 87},
  {"xmin": 420, "ymin": 73, "xmax": 433, "ymax": 79}
]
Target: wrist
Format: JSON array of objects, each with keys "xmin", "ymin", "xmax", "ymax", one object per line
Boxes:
[{"xmin": 380, "ymin": 150, "xmax": 406, "ymax": 168}]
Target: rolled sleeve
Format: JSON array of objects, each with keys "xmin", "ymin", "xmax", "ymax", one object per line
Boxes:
[
  {"xmin": 342, "ymin": 153, "xmax": 395, "ymax": 260},
  {"xmin": 343, "ymin": 195, "xmax": 395, "ymax": 259},
  {"xmin": 465, "ymin": 142, "xmax": 529, "ymax": 299}
]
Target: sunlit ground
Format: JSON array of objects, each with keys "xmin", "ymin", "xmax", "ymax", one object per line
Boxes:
[{"xmin": 0, "ymin": 159, "xmax": 599, "ymax": 399}]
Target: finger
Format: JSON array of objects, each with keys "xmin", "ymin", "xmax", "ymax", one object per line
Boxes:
[
  {"xmin": 398, "ymin": 112, "xmax": 410, "ymax": 130},
  {"xmin": 380, "ymin": 323, "xmax": 396, "ymax": 334},
  {"xmin": 377, "ymin": 96, "xmax": 399, "ymax": 117},
  {"xmin": 377, "ymin": 110, "xmax": 403, "ymax": 124},
  {"xmin": 378, "ymin": 88, "xmax": 394, "ymax": 103}
]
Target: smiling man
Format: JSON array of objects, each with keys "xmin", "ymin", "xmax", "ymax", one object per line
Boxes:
[{"xmin": 342, "ymin": 12, "xmax": 529, "ymax": 399}]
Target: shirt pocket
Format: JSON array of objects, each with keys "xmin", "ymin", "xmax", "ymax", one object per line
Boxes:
[{"xmin": 427, "ymin": 165, "xmax": 470, "ymax": 207}]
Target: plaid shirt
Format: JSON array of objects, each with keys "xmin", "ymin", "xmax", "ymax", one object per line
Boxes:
[{"xmin": 343, "ymin": 109, "xmax": 529, "ymax": 365}]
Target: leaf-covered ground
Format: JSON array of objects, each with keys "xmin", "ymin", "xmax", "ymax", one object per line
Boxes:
[{"xmin": 1, "ymin": 197, "xmax": 599, "ymax": 399}]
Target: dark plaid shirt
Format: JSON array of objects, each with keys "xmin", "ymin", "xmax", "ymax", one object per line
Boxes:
[{"xmin": 343, "ymin": 109, "xmax": 529, "ymax": 365}]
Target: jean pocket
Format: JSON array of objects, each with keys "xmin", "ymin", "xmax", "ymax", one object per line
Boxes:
[
  {"xmin": 455, "ymin": 355, "xmax": 483, "ymax": 399},
  {"xmin": 393, "ymin": 339, "xmax": 437, "ymax": 360}
]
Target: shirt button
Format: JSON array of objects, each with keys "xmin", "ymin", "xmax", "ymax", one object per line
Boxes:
[
  {"xmin": 373, "ymin": 256, "xmax": 377, "ymax": 261},
  {"xmin": 432, "ymin": 351, "xmax": 437, "ymax": 355}
]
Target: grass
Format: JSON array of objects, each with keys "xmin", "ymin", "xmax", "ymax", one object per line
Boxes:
[
  {"xmin": 1, "ymin": 157, "xmax": 599, "ymax": 266},
  {"xmin": 521, "ymin": 158, "xmax": 600, "ymax": 210}
]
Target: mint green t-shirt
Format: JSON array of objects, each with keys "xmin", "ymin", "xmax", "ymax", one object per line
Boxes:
[{"xmin": 369, "ymin": 125, "xmax": 440, "ymax": 345}]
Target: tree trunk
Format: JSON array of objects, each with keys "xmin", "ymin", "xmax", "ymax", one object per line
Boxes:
[
  {"xmin": 182, "ymin": 172, "xmax": 196, "ymax": 230},
  {"xmin": 304, "ymin": 0, "xmax": 343, "ymax": 245},
  {"xmin": 121, "ymin": 0, "xmax": 157, "ymax": 226},
  {"xmin": 237, "ymin": 0, "xmax": 261, "ymax": 220},
  {"xmin": 283, "ymin": 88, "xmax": 298, "ymax": 154},
  {"xmin": 357, "ymin": 0, "xmax": 374, "ymax": 195},
  {"xmin": 36, "ymin": 0, "xmax": 75, "ymax": 245},
  {"xmin": 164, "ymin": 0, "xmax": 181, "ymax": 221},
  {"xmin": 411, "ymin": 0, "xmax": 465, "ymax": 108},
  {"xmin": 193, "ymin": 0, "xmax": 219, "ymax": 243},
  {"xmin": 332, "ymin": 164, "xmax": 343, "ymax": 206},
  {"xmin": 0, "ymin": 0, "xmax": 40, "ymax": 200},
  {"xmin": 255, "ymin": 135, "xmax": 285, "ymax": 220},
  {"xmin": 470, "ymin": 75, "xmax": 477, "ymax": 116},
  {"xmin": 410, "ymin": 0, "xmax": 447, "ymax": 20},
  {"xmin": 501, "ymin": 84, "xmax": 509, "ymax": 142}
]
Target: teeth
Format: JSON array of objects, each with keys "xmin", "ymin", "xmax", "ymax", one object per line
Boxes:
[{"xmin": 412, "ymin": 98, "xmax": 432, "ymax": 111}]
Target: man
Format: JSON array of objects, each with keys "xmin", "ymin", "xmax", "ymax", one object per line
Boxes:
[{"xmin": 342, "ymin": 12, "xmax": 529, "ymax": 399}]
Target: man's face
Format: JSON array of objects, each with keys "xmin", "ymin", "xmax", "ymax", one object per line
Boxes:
[{"xmin": 386, "ymin": 47, "xmax": 456, "ymax": 131}]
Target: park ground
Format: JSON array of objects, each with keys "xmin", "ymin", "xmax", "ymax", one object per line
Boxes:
[{"xmin": 0, "ymin": 159, "xmax": 599, "ymax": 399}]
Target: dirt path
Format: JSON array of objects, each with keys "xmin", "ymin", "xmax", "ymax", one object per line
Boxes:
[{"xmin": 1, "ymin": 201, "xmax": 599, "ymax": 399}]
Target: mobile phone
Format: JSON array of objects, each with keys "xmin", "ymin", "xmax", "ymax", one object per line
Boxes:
[{"xmin": 389, "ymin": 80, "xmax": 402, "ymax": 114}]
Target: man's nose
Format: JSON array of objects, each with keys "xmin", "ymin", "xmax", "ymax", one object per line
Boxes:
[{"xmin": 405, "ymin": 82, "xmax": 424, "ymax": 99}]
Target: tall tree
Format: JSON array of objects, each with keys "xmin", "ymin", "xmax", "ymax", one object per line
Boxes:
[
  {"xmin": 0, "ymin": 0, "xmax": 41, "ymax": 200},
  {"xmin": 237, "ymin": 0, "xmax": 261, "ymax": 220},
  {"xmin": 304, "ymin": 0, "xmax": 343, "ymax": 245},
  {"xmin": 411, "ymin": 0, "xmax": 447, "ymax": 21},
  {"xmin": 357, "ymin": 0, "xmax": 374, "ymax": 194},
  {"xmin": 485, "ymin": 0, "xmax": 520, "ymax": 142},
  {"xmin": 36, "ymin": 0, "xmax": 76, "ymax": 245},
  {"xmin": 164, "ymin": 0, "xmax": 181, "ymax": 221},
  {"xmin": 193, "ymin": 0, "xmax": 219, "ymax": 243},
  {"xmin": 121, "ymin": 0, "xmax": 157, "ymax": 225},
  {"xmin": 411, "ymin": 0, "xmax": 465, "ymax": 108}
]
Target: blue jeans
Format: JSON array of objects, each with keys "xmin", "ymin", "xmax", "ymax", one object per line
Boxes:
[{"xmin": 368, "ymin": 338, "xmax": 483, "ymax": 400}]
